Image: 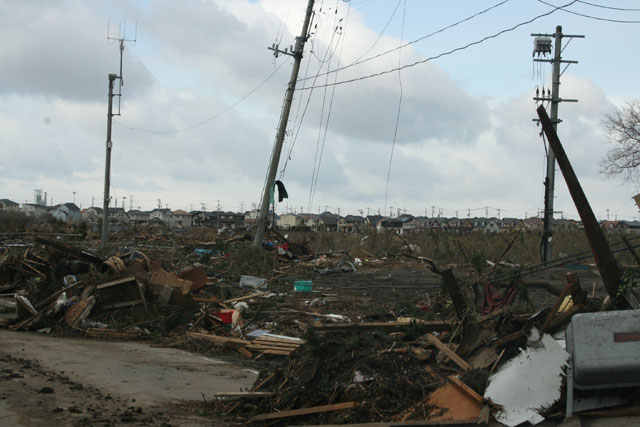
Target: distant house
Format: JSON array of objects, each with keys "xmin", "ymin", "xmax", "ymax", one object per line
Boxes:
[
  {"xmin": 377, "ymin": 214, "xmax": 415, "ymax": 234},
  {"xmin": 0, "ymin": 199, "xmax": 20, "ymax": 212},
  {"xmin": 318, "ymin": 212, "xmax": 340, "ymax": 232},
  {"xmin": 108, "ymin": 208, "xmax": 129, "ymax": 223},
  {"xmin": 243, "ymin": 209, "xmax": 279, "ymax": 227},
  {"xmin": 403, "ymin": 217, "xmax": 430, "ymax": 233},
  {"xmin": 621, "ymin": 220, "xmax": 640, "ymax": 234},
  {"xmin": 82, "ymin": 207, "xmax": 102, "ymax": 222},
  {"xmin": 50, "ymin": 203, "xmax": 81, "ymax": 222},
  {"xmin": 339, "ymin": 215, "xmax": 365, "ymax": 233},
  {"xmin": 172, "ymin": 210, "xmax": 192, "ymax": 228},
  {"xmin": 149, "ymin": 208, "xmax": 174, "ymax": 224},
  {"xmin": 500, "ymin": 217, "xmax": 523, "ymax": 231},
  {"xmin": 365, "ymin": 215, "xmax": 384, "ymax": 230},
  {"xmin": 444, "ymin": 218, "xmax": 473, "ymax": 234},
  {"xmin": 210, "ymin": 211, "xmax": 245, "ymax": 229},
  {"xmin": 523, "ymin": 217, "xmax": 543, "ymax": 232},
  {"xmin": 277, "ymin": 213, "xmax": 304, "ymax": 230},
  {"xmin": 21, "ymin": 203, "xmax": 49, "ymax": 217},
  {"xmin": 127, "ymin": 210, "xmax": 150, "ymax": 224},
  {"xmin": 299, "ymin": 214, "xmax": 321, "ymax": 231},
  {"xmin": 484, "ymin": 219, "xmax": 501, "ymax": 234},
  {"xmin": 191, "ymin": 211, "xmax": 216, "ymax": 227}
]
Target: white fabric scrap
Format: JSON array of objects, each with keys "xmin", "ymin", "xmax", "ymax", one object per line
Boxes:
[{"xmin": 484, "ymin": 329, "xmax": 569, "ymax": 426}]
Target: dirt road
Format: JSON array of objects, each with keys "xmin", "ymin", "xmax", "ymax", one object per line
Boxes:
[{"xmin": 0, "ymin": 331, "xmax": 258, "ymax": 426}]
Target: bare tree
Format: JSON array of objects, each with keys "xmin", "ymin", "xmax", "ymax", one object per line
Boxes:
[{"xmin": 601, "ymin": 100, "xmax": 640, "ymax": 181}]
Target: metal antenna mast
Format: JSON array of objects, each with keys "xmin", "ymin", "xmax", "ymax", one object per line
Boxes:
[
  {"xmin": 102, "ymin": 20, "xmax": 136, "ymax": 250},
  {"xmin": 252, "ymin": 0, "xmax": 315, "ymax": 248},
  {"xmin": 531, "ymin": 26, "xmax": 583, "ymax": 263}
]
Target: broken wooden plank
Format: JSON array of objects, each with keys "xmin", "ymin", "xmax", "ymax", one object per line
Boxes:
[
  {"xmin": 187, "ymin": 332, "xmax": 249, "ymax": 348},
  {"xmin": 251, "ymin": 401, "xmax": 358, "ymax": 421},
  {"xmin": 542, "ymin": 274, "xmax": 578, "ymax": 332},
  {"xmin": 34, "ymin": 236, "xmax": 105, "ymax": 265},
  {"xmin": 311, "ymin": 320, "xmax": 451, "ymax": 333},
  {"xmin": 223, "ymin": 290, "xmax": 271, "ymax": 304},
  {"xmin": 213, "ymin": 392, "xmax": 274, "ymax": 398},
  {"xmin": 64, "ymin": 296, "xmax": 95, "ymax": 327},
  {"xmin": 424, "ymin": 334, "xmax": 472, "ymax": 372}
]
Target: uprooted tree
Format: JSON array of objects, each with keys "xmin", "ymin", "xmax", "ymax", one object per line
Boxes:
[{"xmin": 600, "ymin": 99, "xmax": 640, "ymax": 181}]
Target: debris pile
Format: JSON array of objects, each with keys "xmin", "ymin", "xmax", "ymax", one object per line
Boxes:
[{"xmin": 2, "ymin": 226, "xmax": 640, "ymax": 425}]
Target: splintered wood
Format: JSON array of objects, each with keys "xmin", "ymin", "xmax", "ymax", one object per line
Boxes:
[{"xmin": 187, "ymin": 331, "xmax": 303, "ymax": 358}]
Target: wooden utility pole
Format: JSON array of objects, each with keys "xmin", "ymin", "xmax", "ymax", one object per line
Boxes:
[
  {"xmin": 253, "ymin": 0, "xmax": 315, "ymax": 248},
  {"xmin": 101, "ymin": 73, "xmax": 117, "ymax": 250},
  {"xmin": 531, "ymin": 26, "xmax": 583, "ymax": 262},
  {"xmin": 537, "ymin": 106, "xmax": 622, "ymax": 303}
]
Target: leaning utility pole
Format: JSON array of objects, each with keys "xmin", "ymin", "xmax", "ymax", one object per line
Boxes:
[
  {"xmin": 531, "ymin": 26, "xmax": 583, "ymax": 263},
  {"xmin": 252, "ymin": 0, "xmax": 315, "ymax": 248},
  {"xmin": 101, "ymin": 73, "xmax": 117, "ymax": 249}
]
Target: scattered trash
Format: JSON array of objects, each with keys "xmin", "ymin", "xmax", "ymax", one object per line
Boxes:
[{"xmin": 239, "ymin": 275, "xmax": 267, "ymax": 289}]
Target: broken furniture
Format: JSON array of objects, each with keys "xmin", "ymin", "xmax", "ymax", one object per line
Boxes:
[{"xmin": 97, "ymin": 276, "xmax": 147, "ymax": 310}]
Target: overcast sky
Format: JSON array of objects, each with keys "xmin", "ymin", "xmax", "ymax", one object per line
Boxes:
[{"xmin": 2, "ymin": 0, "xmax": 640, "ymax": 220}]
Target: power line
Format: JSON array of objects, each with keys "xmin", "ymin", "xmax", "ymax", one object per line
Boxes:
[
  {"xmin": 298, "ymin": 1, "xmax": 578, "ymax": 91},
  {"xmin": 308, "ymin": 1, "xmax": 352, "ymax": 213},
  {"xmin": 279, "ymin": 15, "xmax": 345, "ymax": 178},
  {"xmin": 298, "ymin": 0, "xmax": 511, "ymax": 83},
  {"xmin": 308, "ymin": 7, "xmax": 341, "ymax": 212},
  {"xmin": 351, "ymin": 0, "xmax": 402, "ymax": 65},
  {"xmin": 384, "ymin": 0, "xmax": 406, "ymax": 215},
  {"xmin": 114, "ymin": 59, "xmax": 288, "ymax": 134},
  {"xmin": 575, "ymin": 0, "xmax": 640, "ymax": 12},
  {"xmin": 537, "ymin": 0, "xmax": 640, "ymax": 22}
]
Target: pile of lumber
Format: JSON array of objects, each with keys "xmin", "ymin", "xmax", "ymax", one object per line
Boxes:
[{"xmin": 187, "ymin": 331, "xmax": 303, "ymax": 358}]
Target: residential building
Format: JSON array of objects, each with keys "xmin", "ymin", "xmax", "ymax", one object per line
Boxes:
[
  {"xmin": 277, "ymin": 213, "xmax": 305, "ymax": 230},
  {"xmin": 127, "ymin": 210, "xmax": 150, "ymax": 224},
  {"xmin": 172, "ymin": 210, "xmax": 192, "ymax": 228},
  {"xmin": 0, "ymin": 199, "xmax": 20, "ymax": 212},
  {"xmin": 365, "ymin": 215, "xmax": 384, "ymax": 230},
  {"xmin": 338, "ymin": 215, "xmax": 365, "ymax": 233},
  {"xmin": 82, "ymin": 207, "xmax": 102, "ymax": 222},
  {"xmin": 50, "ymin": 203, "xmax": 81, "ymax": 222},
  {"xmin": 149, "ymin": 208, "xmax": 174, "ymax": 224},
  {"xmin": 299, "ymin": 214, "xmax": 321, "ymax": 231},
  {"xmin": 377, "ymin": 214, "xmax": 415, "ymax": 234},
  {"xmin": 319, "ymin": 211, "xmax": 340, "ymax": 232},
  {"xmin": 21, "ymin": 203, "xmax": 49, "ymax": 217}
]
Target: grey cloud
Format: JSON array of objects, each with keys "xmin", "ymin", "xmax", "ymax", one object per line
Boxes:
[{"xmin": 0, "ymin": 0, "xmax": 153, "ymax": 101}]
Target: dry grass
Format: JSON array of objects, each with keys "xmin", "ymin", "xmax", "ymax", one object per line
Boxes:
[{"xmin": 285, "ymin": 229, "xmax": 638, "ymax": 268}]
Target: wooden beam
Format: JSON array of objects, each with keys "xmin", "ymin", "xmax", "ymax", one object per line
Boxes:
[
  {"xmin": 213, "ymin": 392, "xmax": 274, "ymax": 398},
  {"xmin": 537, "ymin": 106, "xmax": 624, "ymax": 305},
  {"xmin": 311, "ymin": 320, "xmax": 451, "ymax": 333},
  {"xmin": 251, "ymin": 401, "xmax": 358, "ymax": 422},
  {"xmin": 424, "ymin": 334, "xmax": 472, "ymax": 372}
]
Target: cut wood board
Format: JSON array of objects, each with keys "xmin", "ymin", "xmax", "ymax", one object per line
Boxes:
[
  {"xmin": 311, "ymin": 320, "xmax": 451, "ymax": 332},
  {"xmin": 251, "ymin": 401, "xmax": 358, "ymax": 421},
  {"xmin": 424, "ymin": 334, "xmax": 472, "ymax": 372}
]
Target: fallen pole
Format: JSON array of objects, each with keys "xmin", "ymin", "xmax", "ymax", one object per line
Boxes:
[{"xmin": 537, "ymin": 106, "xmax": 625, "ymax": 305}]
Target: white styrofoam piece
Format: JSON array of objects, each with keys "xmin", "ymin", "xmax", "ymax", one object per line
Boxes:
[{"xmin": 484, "ymin": 329, "xmax": 569, "ymax": 426}]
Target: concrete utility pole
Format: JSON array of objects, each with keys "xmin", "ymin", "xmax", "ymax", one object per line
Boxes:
[
  {"xmin": 101, "ymin": 73, "xmax": 117, "ymax": 249},
  {"xmin": 531, "ymin": 26, "xmax": 583, "ymax": 263},
  {"xmin": 253, "ymin": 0, "xmax": 315, "ymax": 248}
]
